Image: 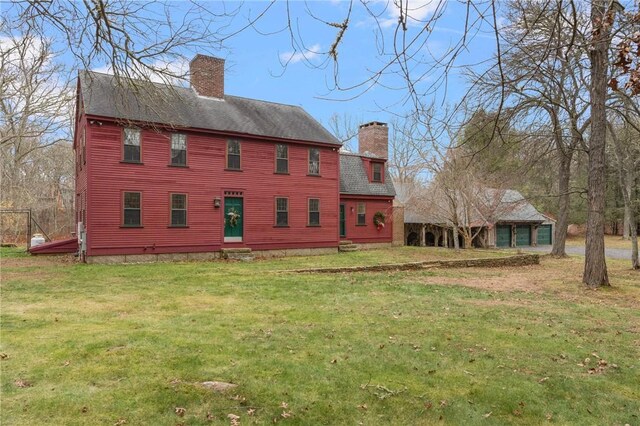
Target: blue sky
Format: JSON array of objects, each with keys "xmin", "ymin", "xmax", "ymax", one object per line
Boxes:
[
  {"xmin": 215, "ymin": 1, "xmax": 499, "ymax": 130},
  {"xmin": 2, "ymin": 0, "xmax": 500, "ymax": 140}
]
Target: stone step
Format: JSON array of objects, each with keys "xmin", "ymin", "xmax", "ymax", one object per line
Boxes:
[
  {"xmin": 339, "ymin": 240, "xmax": 353, "ymax": 246},
  {"xmin": 221, "ymin": 248, "xmax": 252, "ymax": 254},
  {"xmin": 221, "ymin": 248, "xmax": 254, "ymax": 261},
  {"xmin": 339, "ymin": 244, "xmax": 359, "ymax": 252}
]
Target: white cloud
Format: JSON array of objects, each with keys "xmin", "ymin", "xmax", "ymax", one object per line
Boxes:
[
  {"xmin": 379, "ymin": 0, "xmax": 439, "ymax": 29},
  {"xmin": 279, "ymin": 44, "xmax": 322, "ymax": 64}
]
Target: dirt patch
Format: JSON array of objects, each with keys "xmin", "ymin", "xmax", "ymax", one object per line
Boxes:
[
  {"xmin": 408, "ymin": 259, "xmax": 640, "ymax": 310},
  {"xmin": 2, "ymin": 254, "xmax": 76, "ymax": 268}
]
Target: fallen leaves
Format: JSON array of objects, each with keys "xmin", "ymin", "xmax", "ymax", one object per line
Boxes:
[
  {"xmin": 175, "ymin": 407, "xmax": 186, "ymax": 417},
  {"xmin": 227, "ymin": 413, "xmax": 240, "ymax": 426},
  {"xmin": 114, "ymin": 419, "xmax": 127, "ymax": 426}
]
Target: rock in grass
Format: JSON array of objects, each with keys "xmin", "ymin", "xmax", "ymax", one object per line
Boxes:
[{"xmin": 200, "ymin": 381, "xmax": 238, "ymax": 392}]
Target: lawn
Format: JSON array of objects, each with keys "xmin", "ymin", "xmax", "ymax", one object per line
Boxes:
[{"xmin": 1, "ymin": 247, "xmax": 639, "ymax": 425}]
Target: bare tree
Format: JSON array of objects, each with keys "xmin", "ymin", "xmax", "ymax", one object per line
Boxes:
[
  {"xmin": 468, "ymin": 0, "xmax": 591, "ymax": 257},
  {"xmin": 1, "ymin": 32, "xmax": 75, "ymax": 240},
  {"xmin": 609, "ymin": 117, "xmax": 640, "ymax": 270}
]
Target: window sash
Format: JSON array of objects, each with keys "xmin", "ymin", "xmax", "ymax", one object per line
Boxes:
[
  {"xmin": 276, "ymin": 144, "xmax": 288, "ymax": 173},
  {"xmin": 171, "ymin": 134, "xmax": 187, "ymax": 166},
  {"xmin": 308, "ymin": 148, "xmax": 320, "ymax": 175},
  {"xmin": 372, "ymin": 163, "xmax": 382, "ymax": 182},
  {"xmin": 276, "ymin": 197, "xmax": 288, "ymax": 226},
  {"xmin": 227, "ymin": 140, "xmax": 241, "ymax": 169},
  {"xmin": 357, "ymin": 203, "xmax": 366, "ymax": 225},
  {"xmin": 171, "ymin": 194, "xmax": 187, "ymax": 226},
  {"xmin": 123, "ymin": 192, "xmax": 141, "ymax": 226},
  {"xmin": 308, "ymin": 198, "xmax": 320, "ymax": 226},
  {"xmin": 123, "ymin": 128, "xmax": 141, "ymax": 162}
]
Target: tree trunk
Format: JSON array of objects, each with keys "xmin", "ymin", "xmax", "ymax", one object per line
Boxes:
[
  {"xmin": 551, "ymin": 152, "xmax": 573, "ymax": 257},
  {"xmin": 623, "ymin": 207, "xmax": 631, "ymax": 240},
  {"xmin": 583, "ymin": 0, "xmax": 610, "ymax": 287},
  {"xmin": 452, "ymin": 226, "xmax": 460, "ymax": 250},
  {"xmin": 631, "ymin": 214, "xmax": 639, "ymax": 270}
]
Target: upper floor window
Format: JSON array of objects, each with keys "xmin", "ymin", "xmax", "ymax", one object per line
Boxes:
[
  {"xmin": 123, "ymin": 128, "xmax": 141, "ymax": 163},
  {"xmin": 123, "ymin": 192, "xmax": 141, "ymax": 226},
  {"xmin": 171, "ymin": 134, "xmax": 187, "ymax": 166},
  {"xmin": 276, "ymin": 197, "xmax": 288, "ymax": 226},
  {"xmin": 308, "ymin": 198, "xmax": 320, "ymax": 226},
  {"xmin": 275, "ymin": 144, "xmax": 288, "ymax": 174},
  {"xmin": 308, "ymin": 148, "xmax": 320, "ymax": 175},
  {"xmin": 357, "ymin": 203, "xmax": 366, "ymax": 225},
  {"xmin": 227, "ymin": 140, "xmax": 241, "ymax": 170},
  {"xmin": 372, "ymin": 162, "xmax": 383, "ymax": 182},
  {"xmin": 170, "ymin": 193, "xmax": 187, "ymax": 226}
]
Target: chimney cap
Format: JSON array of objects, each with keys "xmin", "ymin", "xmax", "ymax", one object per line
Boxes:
[
  {"xmin": 359, "ymin": 121, "xmax": 387, "ymax": 128},
  {"xmin": 190, "ymin": 54, "xmax": 225, "ymax": 64}
]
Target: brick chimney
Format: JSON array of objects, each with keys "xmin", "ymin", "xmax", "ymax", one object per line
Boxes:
[
  {"xmin": 190, "ymin": 54, "xmax": 225, "ymax": 99},
  {"xmin": 358, "ymin": 121, "xmax": 389, "ymax": 159}
]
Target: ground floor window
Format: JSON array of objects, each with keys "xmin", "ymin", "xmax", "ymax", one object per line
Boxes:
[
  {"xmin": 308, "ymin": 198, "xmax": 320, "ymax": 226},
  {"xmin": 170, "ymin": 193, "xmax": 187, "ymax": 226},
  {"xmin": 357, "ymin": 203, "xmax": 366, "ymax": 225},
  {"xmin": 276, "ymin": 197, "xmax": 288, "ymax": 226},
  {"xmin": 123, "ymin": 192, "xmax": 141, "ymax": 226}
]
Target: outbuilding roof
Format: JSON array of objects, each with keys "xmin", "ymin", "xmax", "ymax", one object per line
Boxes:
[
  {"xmin": 79, "ymin": 71, "xmax": 340, "ymax": 145},
  {"xmin": 339, "ymin": 153, "xmax": 396, "ymax": 197}
]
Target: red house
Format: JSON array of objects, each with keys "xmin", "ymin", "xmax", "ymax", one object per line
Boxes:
[{"xmin": 71, "ymin": 55, "xmax": 395, "ymax": 263}]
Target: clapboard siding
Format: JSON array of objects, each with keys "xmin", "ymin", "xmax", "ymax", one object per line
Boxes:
[
  {"xmin": 339, "ymin": 196, "xmax": 394, "ymax": 243},
  {"xmin": 84, "ymin": 121, "xmax": 340, "ymax": 256}
]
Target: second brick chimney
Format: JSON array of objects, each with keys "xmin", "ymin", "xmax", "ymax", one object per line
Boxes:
[
  {"xmin": 190, "ymin": 54, "xmax": 225, "ymax": 99},
  {"xmin": 358, "ymin": 121, "xmax": 389, "ymax": 159}
]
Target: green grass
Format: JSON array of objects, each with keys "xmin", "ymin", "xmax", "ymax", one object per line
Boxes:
[{"xmin": 2, "ymin": 248, "xmax": 639, "ymax": 425}]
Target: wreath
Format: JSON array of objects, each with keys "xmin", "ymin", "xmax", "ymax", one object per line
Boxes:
[
  {"xmin": 373, "ymin": 211, "xmax": 386, "ymax": 230},
  {"xmin": 227, "ymin": 207, "xmax": 241, "ymax": 227}
]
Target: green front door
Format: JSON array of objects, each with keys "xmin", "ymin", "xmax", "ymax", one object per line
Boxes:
[
  {"xmin": 340, "ymin": 204, "xmax": 346, "ymax": 238},
  {"xmin": 224, "ymin": 197, "xmax": 243, "ymax": 241},
  {"xmin": 515, "ymin": 225, "xmax": 531, "ymax": 246},
  {"xmin": 496, "ymin": 225, "xmax": 511, "ymax": 247},
  {"xmin": 537, "ymin": 224, "xmax": 552, "ymax": 245}
]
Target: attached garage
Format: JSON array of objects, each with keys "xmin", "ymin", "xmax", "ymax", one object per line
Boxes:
[
  {"xmin": 537, "ymin": 224, "xmax": 552, "ymax": 245},
  {"xmin": 515, "ymin": 225, "xmax": 531, "ymax": 246},
  {"xmin": 496, "ymin": 225, "xmax": 512, "ymax": 247}
]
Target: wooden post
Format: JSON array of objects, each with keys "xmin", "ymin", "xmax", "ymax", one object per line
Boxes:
[{"xmin": 27, "ymin": 209, "xmax": 32, "ymax": 249}]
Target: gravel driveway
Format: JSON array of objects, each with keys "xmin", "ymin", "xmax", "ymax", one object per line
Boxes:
[{"xmin": 514, "ymin": 245, "xmax": 632, "ymax": 260}]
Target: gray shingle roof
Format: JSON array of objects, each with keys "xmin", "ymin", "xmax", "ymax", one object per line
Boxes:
[
  {"xmin": 79, "ymin": 71, "xmax": 340, "ymax": 145},
  {"xmin": 493, "ymin": 189, "xmax": 549, "ymax": 222},
  {"xmin": 400, "ymin": 185, "xmax": 548, "ymax": 225},
  {"xmin": 339, "ymin": 154, "xmax": 396, "ymax": 197}
]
